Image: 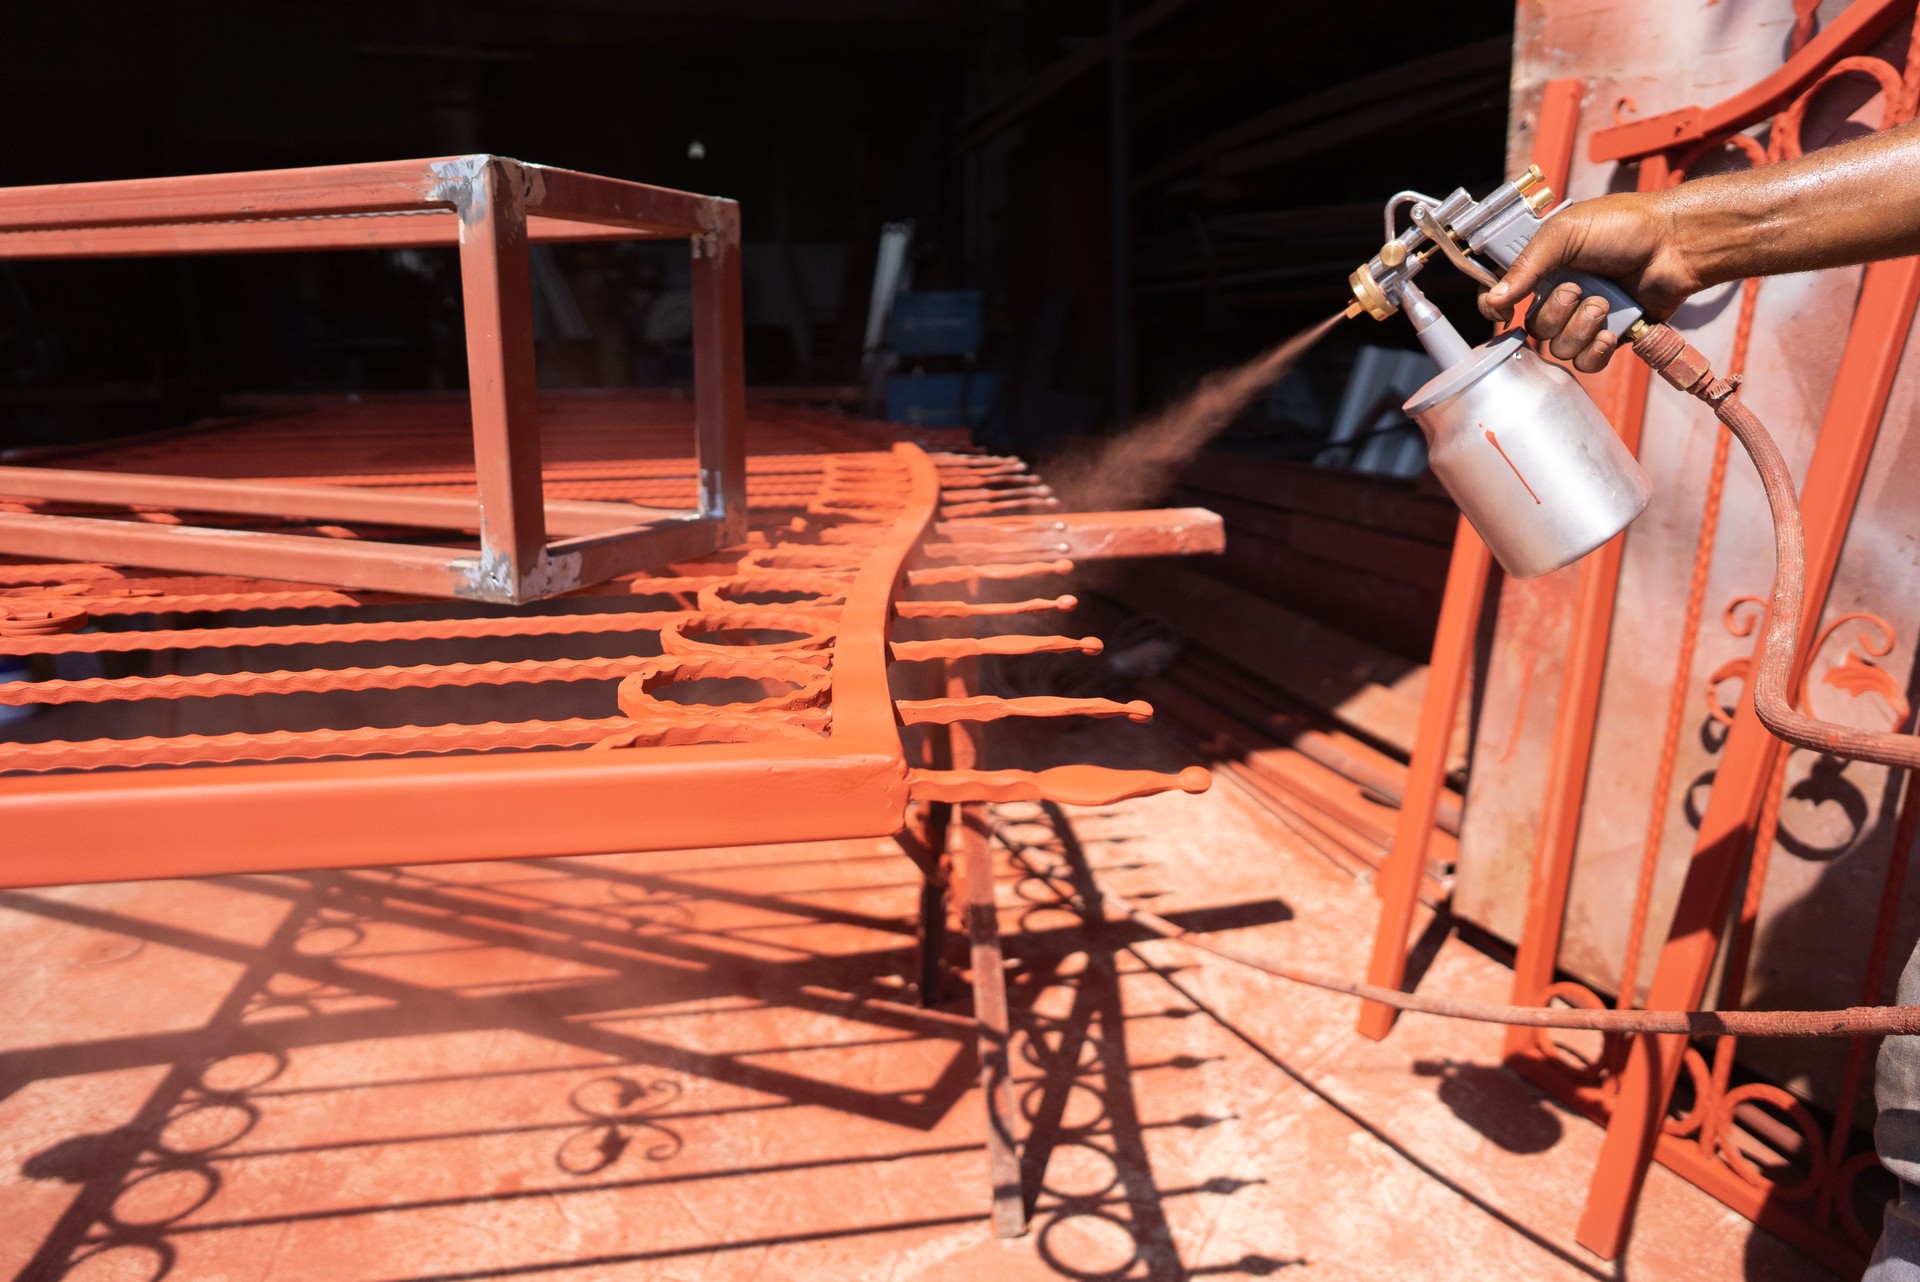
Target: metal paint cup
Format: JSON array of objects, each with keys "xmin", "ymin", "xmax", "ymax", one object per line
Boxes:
[{"xmin": 1404, "ymin": 332, "xmax": 1652, "ymax": 579}]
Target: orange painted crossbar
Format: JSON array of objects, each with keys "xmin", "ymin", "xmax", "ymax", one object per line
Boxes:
[{"xmin": 1586, "ymin": 0, "xmax": 1911, "ymax": 162}]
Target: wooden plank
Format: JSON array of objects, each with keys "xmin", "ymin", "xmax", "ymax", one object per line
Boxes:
[
  {"xmin": 1103, "ymin": 559, "xmax": 1427, "ymax": 755},
  {"xmin": 1168, "ymin": 485, "xmax": 1453, "ymax": 586},
  {"xmin": 1203, "ymin": 526, "xmax": 1442, "ymax": 661},
  {"xmin": 1161, "ymin": 658, "xmax": 1466, "ymax": 828},
  {"xmin": 1178, "ymin": 453, "xmax": 1458, "ymax": 545}
]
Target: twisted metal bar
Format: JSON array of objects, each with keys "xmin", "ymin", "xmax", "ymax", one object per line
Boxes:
[
  {"xmin": 895, "ymin": 695, "xmax": 1152, "ymax": 725},
  {"xmin": 0, "ymin": 654, "xmax": 663, "ymax": 706},
  {"xmin": 911, "ymin": 764, "xmax": 1211, "ymax": 806},
  {"xmin": 906, "ymin": 559, "xmax": 1072, "ymax": 586},
  {"xmin": 0, "ymin": 607, "xmax": 792, "ymax": 658},
  {"xmin": 6, "ymin": 717, "xmax": 630, "ymax": 773},
  {"xmin": 894, "ymin": 594, "xmax": 1077, "ymax": 619},
  {"xmin": 891, "ymin": 634, "xmax": 1102, "ymax": 662}
]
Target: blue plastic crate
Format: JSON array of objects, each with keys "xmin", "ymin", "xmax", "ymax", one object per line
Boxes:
[
  {"xmin": 889, "ymin": 290, "xmax": 983, "ymax": 356},
  {"xmin": 884, "ymin": 371, "xmax": 999, "ymax": 427}
]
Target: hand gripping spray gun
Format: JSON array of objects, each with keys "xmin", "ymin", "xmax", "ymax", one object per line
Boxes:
[{"xmin": 1344, "ymin": 167, "xmax": 1920, "ymax": 771}]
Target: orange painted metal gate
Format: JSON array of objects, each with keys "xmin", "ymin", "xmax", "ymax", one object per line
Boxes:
[
  {"xmin": 0, "ymin": 156, "xmax": 1225, "ymax": 1238},
  {"xmin": 1364, "ymin": 1, "xmax": 1920, "ymax": 1269}
]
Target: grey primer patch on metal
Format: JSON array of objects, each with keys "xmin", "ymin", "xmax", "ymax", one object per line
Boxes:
[
  {"xmin": 456, "ymin": 547, "xmax": 518, "ymax": 602},
  {"xmin": 453, "ymin": 552, "xmax": 504, "ymax": 602},
  {"xmin": 455, "ymin": 549, "xmax": 584, "ymax": 603},
  {"xmin": 522, "ymin": 551, "xmax": 583, "ymax": 601},
  {"xmin": 691, "ymin": 199, "xmax": 736, "ymax": 257},
  {"xmin": 517, "ymin": 163, "xmax": 547, "ymax": 209},
  {"xmin": 430, "ymin": 156, "xmax": 492, "ymax": 225}
]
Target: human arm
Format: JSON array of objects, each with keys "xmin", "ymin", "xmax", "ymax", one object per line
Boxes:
[{"xmin": 1479, "ymin": 117, "xmax": 1920, "ymax": 371}]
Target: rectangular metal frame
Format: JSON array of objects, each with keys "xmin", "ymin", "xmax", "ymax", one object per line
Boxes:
[{"xmin": 0, "ymin": 155, "xmax": 748, "ymax": 603}]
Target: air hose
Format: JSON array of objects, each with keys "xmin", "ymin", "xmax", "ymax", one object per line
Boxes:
[
  {"xmin": 1631, "ymin": 321, "xmax": 1920, "ymax": 769},
  {"xmin": 1072, "ymin": 330, "xmax": 1920, "ymax": 1036}
]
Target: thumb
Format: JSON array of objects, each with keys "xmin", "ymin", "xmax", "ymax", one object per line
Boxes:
[{"xmin": 1485, "ymin": 213, "xmax": 1578, "ymax": 307}]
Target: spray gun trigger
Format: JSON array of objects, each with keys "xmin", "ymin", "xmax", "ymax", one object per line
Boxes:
[{"xmin": 1410, "ymin": 204, "xmax": 1501, "ymax": 290}]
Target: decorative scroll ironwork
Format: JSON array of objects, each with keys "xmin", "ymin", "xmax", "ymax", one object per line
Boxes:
[{"xmin": 1501, "ymin": 14, "xmax": 1920, "ymax": 1267}]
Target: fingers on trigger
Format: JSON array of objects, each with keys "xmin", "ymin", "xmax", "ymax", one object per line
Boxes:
[
  {"xmin": 1548, "ymin": 296, "xmax": 1611, "ymax": 362},
  {"xmin": 1573, "ymin": 329, "xmax": 1620, "ymax": 374},
  {"xmin": 1527, "ymin": 281, "xmax": 1584, "ymax": 340}
]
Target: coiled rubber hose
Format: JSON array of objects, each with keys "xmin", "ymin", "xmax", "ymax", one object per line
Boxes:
[{"xmin": 1632, "ymin": 321, "xmax": 1920, "ymax": 769}]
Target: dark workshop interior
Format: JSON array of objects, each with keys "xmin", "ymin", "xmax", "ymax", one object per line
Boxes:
[{"xmin": 0, "ymin": 0, "xmax": 1510, "ymax": 462}]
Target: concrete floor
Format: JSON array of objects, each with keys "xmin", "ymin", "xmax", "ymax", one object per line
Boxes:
[{"xmin": 0, "ymin": 722, "xmax": 1841, "ymax": 1280}]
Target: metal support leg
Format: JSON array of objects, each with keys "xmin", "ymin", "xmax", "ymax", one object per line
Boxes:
[
  {"xmin": 689, "ymin": 200, "xmax": 749, "ymax": 544},
  {"xmin": 962, "ymin": 803, "xmax": 1026, "ymax": 1237},
  {"xmin": 1358, "ymin": 518, "xmax": 1489, "ymax": 1039},
  {"xmin": 919, "ymin": 847, "xmax": 952, "ymax": 1006},
  {"xmin": 1355, "ymin": 78, "xmax": 1584, "ymax": 1041},
  {"xmin": 899, "ymin": 799, "xmax": 954, "ymax": 1008},
  {"xmin": 943, "ymin": 654, "xmax": 1027, "ymax": 1237},
  {"xmin": 456, "ymin": 157, "xmax": 547, "ymax": 600}
]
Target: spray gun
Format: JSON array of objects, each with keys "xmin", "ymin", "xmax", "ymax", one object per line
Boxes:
[
  {"xmin": 1341, "ymin": 166, "xmax": 1653, "ymax": 580},
  {"xmin": 1339, "ymin": 167, "xmax": 1920, "ymax": 772}
]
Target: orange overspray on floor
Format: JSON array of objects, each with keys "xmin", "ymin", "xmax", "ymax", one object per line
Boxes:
[{"xmin": 0, "ymin": 705, "xmax": 1819, "ymax": 1280}]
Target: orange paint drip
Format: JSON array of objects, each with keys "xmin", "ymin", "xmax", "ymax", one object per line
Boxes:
[{"xmin": 1484, "ymin": 427, "xmax": 1542, "ymax": 504}]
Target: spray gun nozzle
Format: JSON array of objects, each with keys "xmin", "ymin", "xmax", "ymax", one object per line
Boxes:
[
  {"xmin": 1342, "ymin": 300, "xmax": 1364, "ymax": 320},
  {"xmin": 1347, "ymin": 262, "xmax": 1396, "ymax": 322}
]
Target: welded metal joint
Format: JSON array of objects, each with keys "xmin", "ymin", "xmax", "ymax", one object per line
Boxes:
[
  {"xmin": 428, "ymin": 154, "xmax": 545, "ymax": 227},
  {"xmin": 454, "ymin": 548, "xmax": 585, "ymax": 605}
]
